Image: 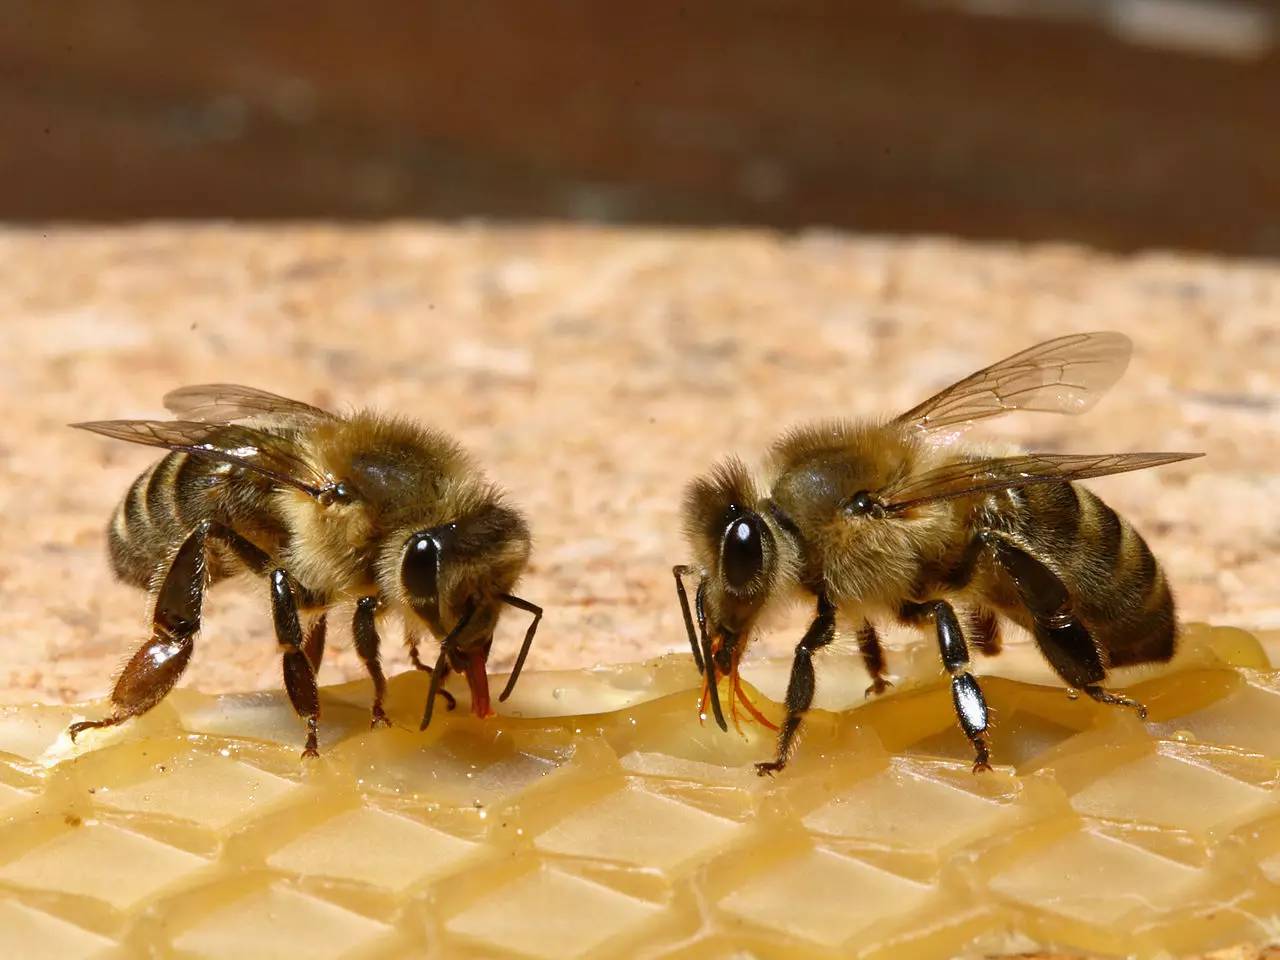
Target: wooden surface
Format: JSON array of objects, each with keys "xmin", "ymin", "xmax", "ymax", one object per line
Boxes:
[
  {"xmin": 3, "ymin": 1, "xmax": 1279, "ymax": 255},
  {"xmin": 0, "ymin": 223, "xmax": 1276, "ymax": 705}
]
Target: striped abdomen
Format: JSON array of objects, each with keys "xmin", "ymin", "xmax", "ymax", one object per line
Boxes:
[
  {"xmin": 987, "ymin": 482, "xmax": 1176, "ymax": 667},
  {"xmin": 107, "ymin": 453, "xmax": 283, "ymax": 589}
]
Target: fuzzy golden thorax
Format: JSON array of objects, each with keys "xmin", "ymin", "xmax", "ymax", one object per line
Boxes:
[
  {"xmin": 764, "ymin": 419, "xmax": 959, "ymax": 608},
  {"xmin": 274, "ymin": 412, "xmax": 531, "ymax": 633}
]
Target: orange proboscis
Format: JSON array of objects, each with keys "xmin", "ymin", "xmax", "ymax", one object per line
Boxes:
[{"xmin": 697, "ymin": 635, "xmax": 779, "ymax": 733}]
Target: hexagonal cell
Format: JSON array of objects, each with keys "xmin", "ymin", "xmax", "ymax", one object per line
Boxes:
[
  {"xmin": 1148, "ymin": 674, "xmax": 1280, "ymax": 758},
  {"xmin": 171, "ymin": 883, "xmax": 391, "ymax": 960},
  {"xmin": 0, "ymin": 900, "xmax": 118, "ymax": 960},
  {"xmin": 988, "ymin": 829, "xmax": 1205, "ymax": 926},
  {"xmin": 446, "ymin": 865, "xmax": 662, "ymax": 959},
  {"xmin": 0, "ymin": 822, "xmax": 208, "ymax": 911},
  {"xmin": 267, "ymin": 806, "xmax": 481, "ymax": 892},
  {"xmin": 171, "ymin": 690, "xmax": 365, "ymax": 754},
  {"xmin": 94, "ymin": 754, "xmax": 301, "ymax": 831},
  {"xmin": 534, "ymin": 783, "xmax": 742, "ymax": 871},
  {"xmin": 803, "ymin": 758, "xmax": 1018, "ymax": 855},
  {"xmin": 350, "ymin": 727, "xmax": 564, "ymax": 808},
  {"xmin": 1069, "ymin": 749, "xmax": 1272, "ymax": 834},
  {"xmin": 617, "ymin": 751, "xmax": 758, "ymax": 789},
  {"xmin": 718, "ymin": 848, "xmax": 935, "ymax": 948}
]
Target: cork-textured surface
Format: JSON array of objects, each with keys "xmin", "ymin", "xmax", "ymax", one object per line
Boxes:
[{"xmin": 0, "ymin": 224, "xmax": 1276, "ymax": 705}]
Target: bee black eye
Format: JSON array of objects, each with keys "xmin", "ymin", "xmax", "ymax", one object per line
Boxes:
[
  {"xmin": 402, "ymin": 531, "xmax": 442, "ymax": 607},
  {"xmin": 722, "ymin": 514, "xmax": 765, "ymax": 590},
  {"xmin": 844, "ymin": 491, "xmax": 878, "ymax": 516}
]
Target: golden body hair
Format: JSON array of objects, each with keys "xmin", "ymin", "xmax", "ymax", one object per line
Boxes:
[
  {"xmin": 75, "ymin": 386, "xmax": 540, "ymax": 756},
  {"xmin": 676, "ymin": 333, "xmax": 1198, "ymax": 774}
]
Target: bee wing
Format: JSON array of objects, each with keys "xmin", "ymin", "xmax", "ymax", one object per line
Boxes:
[
  {"xmin": 163, "ymin": 384, "xmax": 332, "ymax": 425},
  {"xmin": 72, "ymin": 419, "xmax": 329, "ymax": 496},
  {"xmin": 895, "ymin": 332, "xmax": 1133, "ymax": 433},
  {"xmin": 879, "ymin": 451, "xmax": 1202, "ymax": 512}
]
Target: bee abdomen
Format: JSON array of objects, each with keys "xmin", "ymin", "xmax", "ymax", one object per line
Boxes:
[
  {"xmin": 1027, "ymin": 484, "xmax": 1176, "ymax": 667},
  {"xmin": 107, "ymin": 453, "xmax": 196, "ymax": 588}
]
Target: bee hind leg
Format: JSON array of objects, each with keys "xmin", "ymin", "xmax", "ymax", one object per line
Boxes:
[
  {"xmin": 69, "ymin": 519, "xmax": 272, "ymax": 747},
  {"xmin": 755, "ymin": 594, "xmax": 836, "ymax": 777},
  {"xmin": 983, "ymin": 533, "xmax": 1148, "ymax": 722},
  {"xmin": 69, "ymin": 520, "xmax": 218, "ymax": 744}
]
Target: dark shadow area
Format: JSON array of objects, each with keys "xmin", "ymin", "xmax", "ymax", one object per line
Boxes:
[{"xmin": 2, "ymin": 0, "xmax": 1277, "ymax": 255}]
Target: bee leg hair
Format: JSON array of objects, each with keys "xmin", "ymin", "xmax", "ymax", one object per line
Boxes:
[
  {"xmin": 755, "ymin": 593, "xmax": 836, "ymax": 777},
  {"xmin": 302, "ymin": 613, "xmax": 327, "ymax": 673}
]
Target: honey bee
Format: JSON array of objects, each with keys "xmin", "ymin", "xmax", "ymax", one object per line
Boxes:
[
  {"xmin": 68, "ymin": 384, "xmax": 541, "ymax": 756},
  {"xmin": 673, "ymin": 332, "xmax": 1200, "ymax": 775}
]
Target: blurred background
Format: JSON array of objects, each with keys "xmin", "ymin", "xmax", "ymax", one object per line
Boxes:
[{"xmin": 3, "ymin": 0, "xmax": 1278, "ymax": 256}]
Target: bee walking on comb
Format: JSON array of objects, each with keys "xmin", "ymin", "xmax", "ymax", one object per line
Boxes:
[
  {"xmin": 673, "ymin": 332, "xmax": 1201, "ymax": 775},
  {"xmin": 69, "ymin": 385, "xmax": 541, "ymax": 756}
]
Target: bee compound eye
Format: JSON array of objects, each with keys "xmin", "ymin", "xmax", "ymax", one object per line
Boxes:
[
  {"xmin": 845, "ymin": 491, "xmax": 876, "ymax": 516},
  {"xmin": 402, "ymin": 532, "xmax": 442, "ymax": 606},
  {"xmin": 722, "ymin": 514, "xmax": 765, "ymax": 591}
]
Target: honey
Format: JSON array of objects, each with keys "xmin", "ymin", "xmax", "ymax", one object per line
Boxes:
[{"xmin": 0, "ymin": 623, "xmax": 1277, "ymax": 959}]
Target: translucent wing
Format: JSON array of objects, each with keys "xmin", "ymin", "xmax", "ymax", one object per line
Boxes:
[
  {"xmin": 72, "ymin": 419, "xmax": 329, "ymax": 496},
  {"xmin": 896, "ymin": 332, "xmax": 1133, "ymax": 432},
  {"xmin": 163, "ymin": 384, "xmax": 331, "ymax": 425},
  {"xmin": 879, "ymin": 451, "xmax": 1202, "ymax": 512}
]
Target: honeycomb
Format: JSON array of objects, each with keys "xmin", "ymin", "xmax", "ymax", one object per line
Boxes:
[{"xmin": 1, "ymin": 623, "xmax": 1278, "ymax": 960}]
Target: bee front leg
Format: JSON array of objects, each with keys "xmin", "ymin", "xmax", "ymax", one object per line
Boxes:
[
  {"xmin": 353, "ymin": 597, "xmax": 392, "ymax": 728},
  {"xmin": 406, "ymin": 636, "xmax": 457, "ymax": 712},
  {"xmin": 983, "ymin": 533, "xmax": 1147, "ymax": 720},
  {"xmin": 756, "ymin": 594, "xmax": 836, "ymax": 777},
  {"xmin": 270, "ymin": 569, "xmax": 322, "ymax": 758},
  {"xmin": 909, "ymin": 599, "xmax": 992, "ymax": 773}
]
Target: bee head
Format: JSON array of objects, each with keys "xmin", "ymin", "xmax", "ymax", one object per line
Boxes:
[
  {"xmin": 391, "ymin": 498, "xmax": 531, "ymax": 718},
  {"xmin": 681, "ymin": 459, "xmax": 786, "ymax": 664}
]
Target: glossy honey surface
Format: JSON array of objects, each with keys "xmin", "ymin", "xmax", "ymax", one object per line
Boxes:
[{"xmin": 1, "ymin": 624, "xmax": 1277, "ymax": 959}]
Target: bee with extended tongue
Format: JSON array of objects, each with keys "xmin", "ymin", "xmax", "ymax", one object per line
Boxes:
[
  {"xmin": 675, "ymin": 333, "xmax": 1199, "ymax": 776},
  {"xmin": 68, "ymin": 384, "xmax": 541, "ymax": 756}
]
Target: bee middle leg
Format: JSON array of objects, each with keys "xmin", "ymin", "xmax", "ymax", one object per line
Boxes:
[
  {"xmin": 902, "ymin": 599, "xmax": 992, "ymax": 772},
  {"xmin": 270, "ymin": 569, "xmax": 323, "ymax": 758},
  {"xmin": 984, "ymin": 533, "xmax": 1148, "ymax": 720},
  {"xmin": 353, "ymin": 598, "xmax": 392, "ymax": 728},
  {"xmin": 856, "ymin": 621, "xmax": 892, "ymax": 697},
  {"xmin": 756, "ymin": 594, "xmax": 836, "ymax": 777},
  {"xmin": 303, "ymin": 614, "xmax": 327, "ymax": 673}
]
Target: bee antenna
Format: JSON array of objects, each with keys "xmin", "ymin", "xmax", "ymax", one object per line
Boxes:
[{"xmin": 498, "ymin": 594, "xmax": 543, "ymax": 702}]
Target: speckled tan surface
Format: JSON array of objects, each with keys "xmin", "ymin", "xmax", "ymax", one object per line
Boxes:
[{"xmin": 0, "ymin": 224, "xmax": 1275, "ymax": 705}]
